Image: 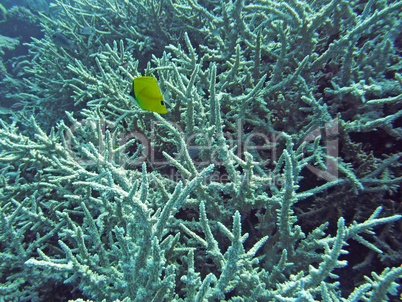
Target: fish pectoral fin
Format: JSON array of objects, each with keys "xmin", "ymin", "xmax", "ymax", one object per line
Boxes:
[{"xmin": 163, "ymin": 92, "xmax": 171, "ymax": 106}]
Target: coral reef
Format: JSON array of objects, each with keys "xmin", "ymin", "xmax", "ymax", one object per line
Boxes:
[
  {"xmin": 0, "ymin": 34, "xmax": 19, "ymax": 56},
  {"xmin": 1, "ymin": 0, "xmax": 402, "ymax": 301}
]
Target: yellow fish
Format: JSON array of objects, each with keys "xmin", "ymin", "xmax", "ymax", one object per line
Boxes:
[{"xmin": 130, "ymin": 76, "xmax": 167, "ymax": 114}]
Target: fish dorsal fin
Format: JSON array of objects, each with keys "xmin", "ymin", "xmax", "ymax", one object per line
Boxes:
[{"xmin": 136, "ymin": 77, "xmax": 162, "ymax": 99}]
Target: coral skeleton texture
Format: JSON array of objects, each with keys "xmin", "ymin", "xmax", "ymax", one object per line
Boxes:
[{"xmin": 0, "ymin": 0, "xmax": 402, "ymax": 301}]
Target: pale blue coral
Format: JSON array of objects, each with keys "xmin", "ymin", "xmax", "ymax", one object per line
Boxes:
[{"xmin": 1, "ymin": 0, "xmax": 402, "ymax": 301}]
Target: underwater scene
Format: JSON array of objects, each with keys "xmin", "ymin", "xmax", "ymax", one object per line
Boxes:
[{"xmin": 0, "ymin": 0, "xmax": 402, "ymax": 301}]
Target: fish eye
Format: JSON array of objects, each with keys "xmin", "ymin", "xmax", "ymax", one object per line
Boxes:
[{"xmin": 161, "ymin": 101, "xmax": 164, "ymax": 105}]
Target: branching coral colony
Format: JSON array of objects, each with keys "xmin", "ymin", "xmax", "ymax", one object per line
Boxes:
[{"xmin": 1, "ymin": 0, "xmax": 402, "ymax": 301}]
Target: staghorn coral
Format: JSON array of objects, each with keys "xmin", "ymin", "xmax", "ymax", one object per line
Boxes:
[
  {"xmin": 1, "ymin": 0, "xmax": 402, "ymax": 301},
  {"xmin": 0, "ymin": 34, "xmax": 19, "ymax": 56},
  {"xmin": 0, "ymin": 109, "xmax": 401, "ymax": 301}
]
